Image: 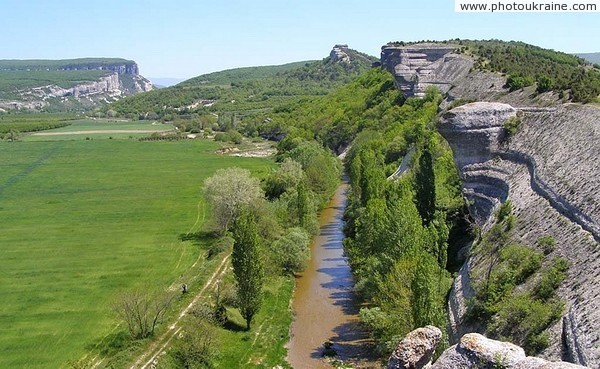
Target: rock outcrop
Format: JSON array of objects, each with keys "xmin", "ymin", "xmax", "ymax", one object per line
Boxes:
[
  {"xmin": 388, "ymin": 328, "xmax": 588, "ymax": 369},
  {"xmin": 439, "ymin": 102, "xmax": 517, "ymax": 224},
  {"xmin": 330, "ymin": 44, "xmax": 351, "ymax": 64},
  {"xmin": 380, "ymin": 43, "xmax": 473, "ymax": 98},
  {"xmin": 0, "ymin": 58, "xmax": 152, "ymax": 111},
  {"xmin": 387, "ymin": 325, "xmax": 442, "ymax": 369}
]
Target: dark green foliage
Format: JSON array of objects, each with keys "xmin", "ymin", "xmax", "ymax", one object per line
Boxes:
[
  {"xmin": 331, "ymin": 80, "xmax": 462, "ymax": 354},
  {"xmin": 214, "ymin": 130, "xmax": 243, "ymax": 144},
  {"xmin": 468, "ymin": 203, "xmax": 567, "ymax": 354},
  {"xmin": 506, "ymin": 75, "xmax": 534, "ymax": 91},
  {"xmin": 536, "ymin": 235, "xmax": 557, "ymax": 255},
  {"xmin": 414, "ymin": 145, "xmax": 436, "ymax": 225},
  {"xmin": 459, "ymin": 39, "xmax": 600, "ymax": 103},
  {"xmin": 231, "ymin": 210, "xmax": 264, "ymax": 330},
  {"xmin": 533, "ymin": 257, "xmax": 569, "ymax": 300},
  {"xmin": 503, "ymin": 117, "xmax": 521, "ymax": 140},
  {"xmin": 496, "ymin": 200, "xmax": 513, "ymax": 222},
  {"xmin": 0, "ymin": 113, "xmax": 73, "ymax": 134}
]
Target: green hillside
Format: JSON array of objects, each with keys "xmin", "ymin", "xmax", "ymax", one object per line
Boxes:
[
  {"xmin": 105, "ymin": 47, "xmax": 377, "ymax": 118},
  {"xmin": 461, "ymin": 40, "xmax": 600, "ymax": 102},
  {"xmin": 179, "ymin": 61, "xmax": 312, "ymax": 86},
  {"xmin": 0, "ymin": 58, "xmax": 135, "ymax": 70}
]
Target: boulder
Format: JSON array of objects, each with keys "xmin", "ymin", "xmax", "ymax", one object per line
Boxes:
[{"xmin": 387, "ymin": 325, "xmax": 442, "ymax": 369}]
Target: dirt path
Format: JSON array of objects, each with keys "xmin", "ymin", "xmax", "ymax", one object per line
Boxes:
[
  {"xmin": 128, "ymin": 253, "xmax": 231, "ymax": 369},
  {"xmin": 31, "ymin": 129, "xmax": 172, "ymax": 136}
]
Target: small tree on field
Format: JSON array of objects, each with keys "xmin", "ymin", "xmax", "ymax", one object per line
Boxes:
[
  {"xmin": 203, "ymin": 167, "xmax": 264, "ymax": 235},
  {"xmin": 232, "ymin": 209, "xmax": 264, "ymax": 330},
  {"xmin": 113, "ymin": 289, "xmax": 175, "ymax": 339}
]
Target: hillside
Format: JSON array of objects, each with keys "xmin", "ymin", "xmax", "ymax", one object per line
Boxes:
[
  {"xmin": 105, "ymin": 45, "xmax": 377, "ymax": 118},
  {"xmin": 373, "ymin": 39, "xmax": 599, "ymax": 366},
  {"xmin": 0, "ymin": 58, "xmax": 152, "ymax": 112}
]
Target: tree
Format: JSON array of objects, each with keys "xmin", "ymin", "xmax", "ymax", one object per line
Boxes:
[
  {"xmin": 270, "ymin": 227, "xmax": 311, "ymax": 275},
  {"xmin": 232, "ymin": 210, "xmax": 264, "ymax": 330},
  {"xmin": 263, "ymin": 158, "xmax": 304, "ymax": 200},
  {"xmin": 414, "ymin": 146, "xmax": 436, "ymax": 226},
  {"xmin": 113, "ymin": 289, "xmax": 175, "ymax": 339},
  {"xmin": 203, "ymin": 168, "xmax": 264, "ymax": 235}
]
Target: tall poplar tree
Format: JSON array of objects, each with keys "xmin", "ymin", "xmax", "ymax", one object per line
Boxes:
[{"xmin": 232, "ymin": 210, "xmax": 264, "ymax": 330}]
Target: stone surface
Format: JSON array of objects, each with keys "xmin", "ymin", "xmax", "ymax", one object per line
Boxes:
[
  {"xmin": 380, "ymin": 43, "xmax": 473, "ymax": 98},
  {"xmin": 438, "ymin": 102, "xmax": 516, "ymax": 224},
  {"xmin": 387, "ymin": 325, "xmax": 442, "ymax": 369},
  {"xmin": 388, "ymin": 329, "xmax": 589, "ymax": 369},
  {"xmin": 430, "ymin": 333, "xmax": 588, "ymax": 369},
  {"xmin": 330, "ymin": 44, "xmax": 351, "ymax": 64}
]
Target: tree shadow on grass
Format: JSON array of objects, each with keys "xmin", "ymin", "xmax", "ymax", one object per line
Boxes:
[
  {"xmin": 178, "ymin": 230, "xmax": 218, "ymax": 244},
  {"xmin": 223, "ymin": 318, "xmax": 247, "ymax": 332}
]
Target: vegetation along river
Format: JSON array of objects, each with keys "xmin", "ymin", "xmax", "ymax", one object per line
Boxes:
[{"xmin": 287, "ymin": 180, "xmax": 377, "ymax": 368}]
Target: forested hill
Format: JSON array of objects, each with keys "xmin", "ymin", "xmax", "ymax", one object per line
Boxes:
[{"xmin": 104, "ymin": 45, "xmax": 377, "ymax": 118}]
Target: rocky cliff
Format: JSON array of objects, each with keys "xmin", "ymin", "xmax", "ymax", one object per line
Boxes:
[
  {"xmin": 381, "ymin": 43, "xmax": 600, "ymax": 367},
  {"xmin": 381, "ymin": 43, "xmax": 473, "ymax": 98},
  {"xmin": 0, "ymin": 58, "xmax": 152, "ymax": 112}
]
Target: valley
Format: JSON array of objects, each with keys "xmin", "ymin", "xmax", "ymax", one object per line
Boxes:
[{"xmin": 0, "ymin": 37, "xmax": 599, "ymax": 369}]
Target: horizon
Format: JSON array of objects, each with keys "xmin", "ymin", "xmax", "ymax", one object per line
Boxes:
[{"xmin": 2, "ymin": 0, "xmax": 599, "ymax": 79}]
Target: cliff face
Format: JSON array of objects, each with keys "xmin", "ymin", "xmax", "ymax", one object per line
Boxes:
[
  {"xmin": 0, "ymin": 59, "xmax": 152, "ymax": 112},
  {"xmin": 381, "ymin": 43, "xmax": 600, "ymax": 367},
  {"xmin": 380, "ymin": 43, "xmax": 473, "ymax": 98}
]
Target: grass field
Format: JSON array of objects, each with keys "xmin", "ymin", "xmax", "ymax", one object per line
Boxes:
[
  {"xmin": 22, "ymin": 119, "xmax": 173, "ymax": 141},
  {"xmin": 0, "ymin": 136, "xmax": 274, "ymax": 368}
]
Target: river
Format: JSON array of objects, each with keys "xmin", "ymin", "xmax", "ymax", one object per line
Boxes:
[{"xmin": 286, "ymin": 181, "xmax": 379, "ymax": 368}]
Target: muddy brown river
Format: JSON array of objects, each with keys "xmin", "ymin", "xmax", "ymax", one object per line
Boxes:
[{"xmin": 286, "ymin": 181, "xmax": 378, "ymax": 369}]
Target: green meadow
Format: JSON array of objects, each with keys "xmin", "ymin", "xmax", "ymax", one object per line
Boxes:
[{"xmin": 0, "ymin": 135, "xmax": 274, "ymax": 368}]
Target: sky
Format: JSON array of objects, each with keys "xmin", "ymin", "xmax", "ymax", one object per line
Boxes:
[{"xmin": 1, "ymin": 0, "xmax": 599, "ymax": 79}]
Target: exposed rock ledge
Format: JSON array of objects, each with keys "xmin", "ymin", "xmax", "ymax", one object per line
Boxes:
[
  {"xmin": 439, "ymin": 101, "xmax": 600, "ymax": 367},
  {"xmin": 388, "ymin": 326, "xmax": 588, "ymax": 369}
]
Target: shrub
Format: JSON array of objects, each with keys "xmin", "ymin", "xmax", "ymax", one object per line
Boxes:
[
  {"xmin": 503, "ymin": 117, "xmax": 521, "ymax": 140},
  {"xmin": 536, "ymin": 235, "xmax": 556, "ymax": 255},
  {"xmin": 533, "ymin": 257, "xmax": 569, "ymax": 300},
  {"xmin": 496, "ymin": 200, "xmax": 513, "ymax": 222}
]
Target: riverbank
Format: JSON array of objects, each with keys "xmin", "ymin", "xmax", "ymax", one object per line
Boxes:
[{"xmin": 287, "ymin": 181, "xmax": 381, "ymax": 369}]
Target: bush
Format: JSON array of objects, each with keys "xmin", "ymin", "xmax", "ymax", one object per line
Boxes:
[
  {"xmin": 536, "ymin": 235, "xmax": 556, "ymax": 255},
  {"xmin": 503, "ymin": 117, "xmax": 521, "ymax": 140},
  {"xmin": 171, "ymin": 316, "xmax": 216, "ymax": 368},
  {"xmin": 269, "ymin": 227, "xmax": 311, "ymax": 275},
  {"xmin": 533, "ymin": 257, "xmax": 568, "ymax": 300},
  {"xmin": 506, "ymin": 75, "xmax": 534, "ymax": 91},
  {"xmin": 496, "ymin": 200, "xmax": 513, "ymax": 222}
]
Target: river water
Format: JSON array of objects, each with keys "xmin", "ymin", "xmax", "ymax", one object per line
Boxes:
[{"xmin": 286, "ymin": 181, "xmax": 378, "ymax": 369}]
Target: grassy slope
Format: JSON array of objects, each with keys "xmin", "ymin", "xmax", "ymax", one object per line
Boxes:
[
  {"xmin": 179, "ymin": 61, "xmax": 312, "ymax": 87},
  {"xmin": 107, "ymin": 48, "xmax": 377, "ymax": 116},
  {"xmin": 0, "ymin": 58, "xmax": 134, "ymax": 69},
  {"xmin": 0, "ymin": 137, "xmax": 274, "ymax": 368}
]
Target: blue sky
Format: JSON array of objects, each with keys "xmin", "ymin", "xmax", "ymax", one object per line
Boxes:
[{"xmin": 1, "ymin": 0, "xmax": 598, "ymax": 79}]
